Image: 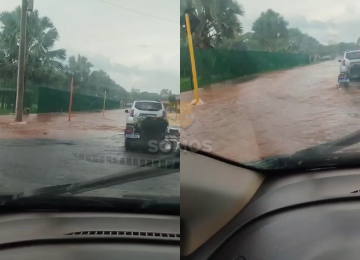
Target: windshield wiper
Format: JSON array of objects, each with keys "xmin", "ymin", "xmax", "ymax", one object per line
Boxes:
[
  {"xmin": 292, "ymin": 129, "xmax": 360, "ymax": 157},
  {"xmin": 12, "ymin": 153, "xmax": 179, "ymax": 200},
  {"xmin": 247, "ymin": 129, "xmax": 360, "ymax": 170}
]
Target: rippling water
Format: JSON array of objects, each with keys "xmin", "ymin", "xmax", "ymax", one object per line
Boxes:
[{"xmin": 181, "ymin": 60, "xmax": 360, "ymax": 162}]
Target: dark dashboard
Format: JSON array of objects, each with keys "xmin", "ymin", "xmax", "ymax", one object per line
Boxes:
[
  {"xmin": 186, "ymin": 167, "xmax": 360, "ymax": 260},
  {"xmin": 0, "ymin": 197, "xmax": 180, "ymax": 260}
]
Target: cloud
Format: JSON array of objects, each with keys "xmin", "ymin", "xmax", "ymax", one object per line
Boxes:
[
  {"xmin": 0, "ymin": 0, "xmax": 179, "ymax": 94},
  {"xmin": 89, "ymin": 54, "xmax": 179, "ymax": 94},
  {"xmin": 240, "ymin": 0, "xmax": 360, "ymax": 44}
]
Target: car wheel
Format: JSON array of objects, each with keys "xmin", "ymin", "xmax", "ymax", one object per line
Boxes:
[{"xmin": 125, "ymin": 139, "xmax": 134, "ymax": 152}]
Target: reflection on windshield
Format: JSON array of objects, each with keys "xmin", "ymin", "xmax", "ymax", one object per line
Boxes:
[
  {"xmin": 0, "ymin": 0, "xmax": 179, "ymax": 201},
  {"xmin": 180, "ymin": 0, "xmax": 360, "ymax": 168}
]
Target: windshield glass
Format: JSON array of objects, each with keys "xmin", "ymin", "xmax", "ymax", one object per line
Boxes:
[
  {"xmin": 135, "ymin": 102, "xmax": 162, "ymax": 111},
  {"xmin": 0, "ymin": 1, "xmax": 179, "ymax": 202},
  {"xmin": 346, "ymin": 52, "xmax": 360, "ymax": 60},
  {"xmin": 180, "ymin": 0, "xmax": 360, "ymax": 169}
]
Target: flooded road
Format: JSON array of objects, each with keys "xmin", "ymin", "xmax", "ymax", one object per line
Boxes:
[
  {"xmin": 0, "ymin": 109, "xmax": 127, "ymax": 139},
  {"xmin": 0, "ymin": 110, "xmax": 180, "ymax": 198},
  {"xmin": 0, "ymin": 137, "xmax": 179, "ymax": 198},
  {"xmin": 181, "ymin": 60, "xmax": 360, "ymax": 162}
]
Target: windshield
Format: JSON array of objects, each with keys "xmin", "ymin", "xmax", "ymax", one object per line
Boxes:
[
  {"xmin": 180, "ymin": 0, "xmax": 360, "ymax": 169},
  {"xmin": 346, "ymin": 52, "xmax": 360, "ymax": 60},
  {"xmin": 135, "ymin": 102, "xmax": 162, "ymax": 111},
  {"xmin": 0, "ymin": 1, "xmax": 179, "ymax": 204}
]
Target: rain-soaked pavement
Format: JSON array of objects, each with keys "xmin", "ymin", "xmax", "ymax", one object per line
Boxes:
[
  {"xmin": 0, "ymin": 110, "xmax": 180, "ymax": 198},
  {"xmin": 181, "ymin": 59, "xmax": 360, "ymax": 163}
]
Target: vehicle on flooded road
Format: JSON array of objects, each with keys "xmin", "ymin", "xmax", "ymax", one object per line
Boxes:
[
  {"xmin": 338, "ymin": 50, "xmax": 360, "ymax": 87},
  {"xmin": 124, "ymin": 100, "xmax": 173, "ymax": 152}
]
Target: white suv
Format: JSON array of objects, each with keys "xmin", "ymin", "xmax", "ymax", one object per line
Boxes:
[
  {"xmin": 125, "ymin": 100, "xmax": 167, "ymax": 126},
  {"xmin": 338, "ymin": 50, "xmax": 360, "ymax": 86}
]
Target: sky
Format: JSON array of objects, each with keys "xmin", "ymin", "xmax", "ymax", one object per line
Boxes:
[
  {"xmin": 1, "ymin": 0, "xmax": 359, "ymax": 95},
  {"xmin": 240, "ymin": 0, "xmax": 360, "ymax": 44},
  {"xmin": 1, "ymin": 0, "xmax": 179, "ymax": 94}
]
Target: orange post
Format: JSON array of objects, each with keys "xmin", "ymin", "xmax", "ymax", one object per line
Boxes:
[
  {"xmin": 102, "ymin": 90, "xmax": 107, "ymax": 116},
  {"xmin": 68, "ymin": 77, "xmax": 74, "ymax": 121}
]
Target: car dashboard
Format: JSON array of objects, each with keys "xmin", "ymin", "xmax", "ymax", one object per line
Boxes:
[
  {"xmin": 0, "ymin": 212, "xmax": 179, "ymax": 260},
  {"xmin": 181, "ymin": 149, "xmax": 360, "ymax": 260}
]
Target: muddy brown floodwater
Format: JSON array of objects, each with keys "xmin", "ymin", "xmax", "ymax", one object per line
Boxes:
[
  {"xmin": 0, "ymin": 110, "xmax": 127, "ymax": 139},
  {"xmin": 181, "ymin": 60, "xmax": 360, "ymax": 163}
]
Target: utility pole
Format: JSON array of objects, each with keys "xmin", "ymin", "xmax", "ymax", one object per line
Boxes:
[
  {"xmin": 102, "ymin": 89, "xmax": 107, "ymax": 116},
  {"xmin": 15, "ymin": 0, "xmax": 28, "ymax": 122}
]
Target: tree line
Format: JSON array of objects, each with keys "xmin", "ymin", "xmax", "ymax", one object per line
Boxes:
[
  {"xmin": 0, "ymin": 6, "xmax": 174, "ymax": 104},
  {"xmin": 180, "ymin": 0, "xmax": 359, "ymax": 56}
]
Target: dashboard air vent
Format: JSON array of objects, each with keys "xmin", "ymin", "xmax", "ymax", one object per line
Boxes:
[{"xmin": 65, "ymin": 231, "xmax": 180, "ymax": 239}]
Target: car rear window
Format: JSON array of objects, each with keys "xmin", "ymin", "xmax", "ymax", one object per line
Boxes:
[
  {"xmin": 134, "ymin": 102, "xmax": 162, "ymax": 111},
  {"xmin": 346, "ymin": 52, "xmax": 360, "ymax": 60}
]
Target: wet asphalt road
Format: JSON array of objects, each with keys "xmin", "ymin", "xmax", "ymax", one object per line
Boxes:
[{"xmin": 0, "ymin": 134, "xmax": 180, "ymax": 198}]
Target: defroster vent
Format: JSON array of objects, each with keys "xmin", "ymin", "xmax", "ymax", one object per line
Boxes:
[{"xmin": 65, "ymin": 231, "xmax": 180, "ymax": 239}]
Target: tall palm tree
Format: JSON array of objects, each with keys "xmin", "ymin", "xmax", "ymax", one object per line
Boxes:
[
  {"xmin": 66, "ymin": 54, "xmax": 93, "ymax": 87},
  {"xmin": 180, "ymin": 0, "xmax": 244, "ymax": 48},
  {"xmin": 0, "ymin": 6, "xmax": 66, "ymax": 89}
]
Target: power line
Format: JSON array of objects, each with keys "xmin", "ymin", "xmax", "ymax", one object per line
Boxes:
[{"xmin": 97, "ymin": 0, "xmax": 179, "ymax": 24}]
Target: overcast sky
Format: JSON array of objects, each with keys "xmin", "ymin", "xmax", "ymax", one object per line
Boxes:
[
  {"xmin": 241, "ymin": 0, "xmax": 360, "ymax": 44},
  {"xmin": 2, "ymin": 1, "xmax": 359, "ymax": 95},
  {"xmin": 1, "ymin": 0, "xmax": 179, "ymax": 94}
]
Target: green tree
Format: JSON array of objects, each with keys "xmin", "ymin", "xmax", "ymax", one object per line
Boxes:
[
  {"xmin": 160, "ymin": 89, "xmax": 172, "ymax": 98},
  {"xmin": 252, "ymin": 9, "xmax": 289, "ymax": 52},
  {"xmin": 66, "ymin": 54, "xmax": 93, "ymax": 87},
  {"xmin": 180, "ymin": 0, "xmax": 244, "ymax": 48},
  {"xmin": 0, "ymin": 6, "xmax": 66, "ymax": 89},
  {"xmin": 220, "ymin": 32, "xmax": 261, "ymax": 50},
  {"xmin": 168, "ymin": 94, "xmax": 177, "ymax": 103},
  {"xmin": 87, "ymin": 69, "xmax": 128, "ymax": 100}
]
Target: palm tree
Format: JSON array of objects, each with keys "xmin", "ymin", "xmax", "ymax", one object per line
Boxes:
[
  {"xmin": 66, "ymin": 54, "xmax": 93, "ymax": 88},
  {"xmin": 0, "ymin": 6, "xmax": 66, "ymax": 89},
  {"xmin": 252, "ymin": 9, "xmax": 289, "ymax": 52},
  {"xmin": 180, "ymin": 0, "xmax": 244, "ymax": 48}
]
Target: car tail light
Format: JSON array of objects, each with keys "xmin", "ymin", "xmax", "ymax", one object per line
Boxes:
[
  {"xmin": 342, "ymin": 59, "xmax": 346, "ymax": 66},
  {"xmin": 130, "ymin": 109, "xmax": 134, "ymax": 117},
  {"xmin": 125, "ymin": 125, "xmax": 134, "ymax": 134},
  {"xmin": 338, "ymin": 74, "xmax": 344, "ymax": 79}
]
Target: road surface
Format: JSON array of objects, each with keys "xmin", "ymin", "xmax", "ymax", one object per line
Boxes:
[
  {"xmin": 181, "ymin": 60, "xmax": 360, "ymax": 163},
  {"xmin": 0, "ymin": 110, "xmax": 180, "ymax": 198}
]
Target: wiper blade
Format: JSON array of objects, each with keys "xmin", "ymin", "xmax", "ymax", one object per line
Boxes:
[
  {"xmin": 293, "ymin": 129, "xmax": 360, "ymax": 157},
  {"xmin": 247, "ymin": 152, "xmax": 360, "ymax": 171},
  {"xmin": 15, "ymin": 154, "xmax": 179, "ymax": 199}
]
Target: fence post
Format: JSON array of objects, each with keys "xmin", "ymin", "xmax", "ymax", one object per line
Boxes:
[
  {"xmin": 185, "ymin": 13, "xmax": 203, "ymax": 105},
  {"xmin": 102, "ymin": 90, "xmax": 107, "ymax": 116},
  {"xmin": 68, "ymin": 77, "xmax": 74, "ymax": 121}
]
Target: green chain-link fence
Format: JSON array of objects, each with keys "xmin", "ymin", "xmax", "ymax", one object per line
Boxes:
[
  {"xmin": 37, "ymin": 87, "xmax": 120, "ymax": 113},
  {"xmin": 0, "ymin": 89, "xmax": 33, "ymax": 114},
  {"xmin": 180, "ymin": 48, "xmax": 310, "ymax": 92}
]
